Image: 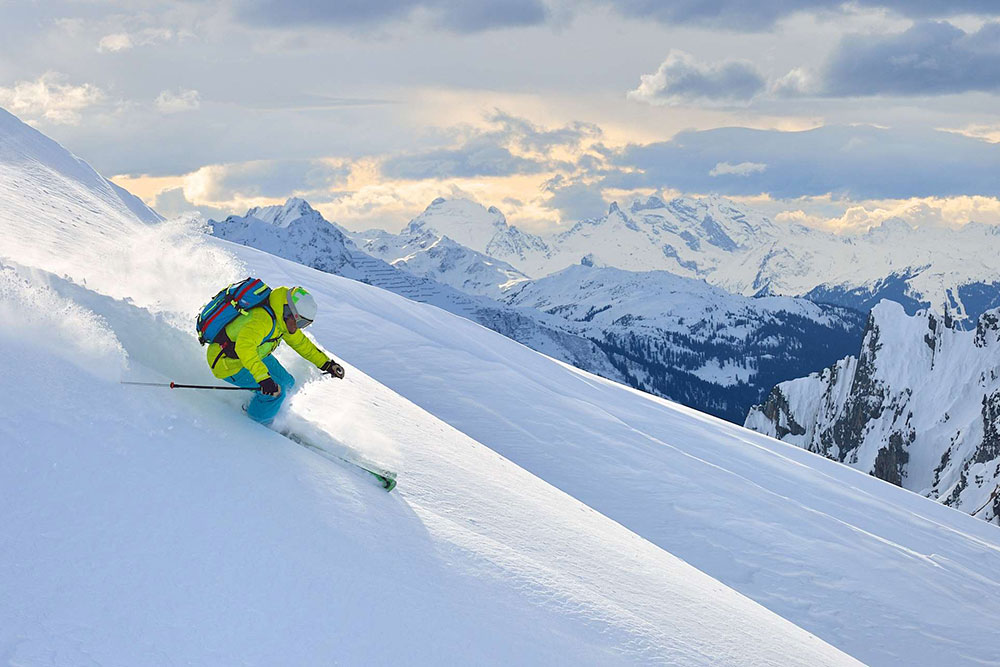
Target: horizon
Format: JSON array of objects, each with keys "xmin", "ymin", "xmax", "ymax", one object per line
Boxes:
[
  {"xmin": 2, "ymin": 2, "xmax": 1000, "ymax": 235},
  {"xmin": 206, "ymin": 189, "xmax": 979, "ymax": 237}
]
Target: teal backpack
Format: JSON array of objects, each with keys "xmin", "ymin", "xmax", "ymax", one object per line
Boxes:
[{"xmin": 196, "ymin": 278, "xmax": 279, "ymax": 368}]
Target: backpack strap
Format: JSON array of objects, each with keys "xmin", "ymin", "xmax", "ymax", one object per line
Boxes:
[
  {"xmin": 212, "ymin": 305, "xmax": 279, "ymax": 368},
  {"xmin": 210, "ymin": 333, "xmax": 238, "ymax": 369},
  {"xmin": 261, "ymin": 305, "xmax": 278, "ymax": 343}
]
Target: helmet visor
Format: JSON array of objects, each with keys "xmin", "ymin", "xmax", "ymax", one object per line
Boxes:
[
  {"xmin": 283, "ymin": 304, "xmax": 312, "ymax": 331},
  {"xmin": 286, "ymin": 286, "xmax": 316, "ymax": 329}
]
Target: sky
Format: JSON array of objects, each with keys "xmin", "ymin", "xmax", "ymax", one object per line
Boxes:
[{"xmin": 2, "ymin": 0, "xmax": 1000, "ymax": 234}]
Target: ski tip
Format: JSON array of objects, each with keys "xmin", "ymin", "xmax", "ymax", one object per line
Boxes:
[{"xmin": 377, "ymin": 473, "xmax": 397, "ymax": 492}]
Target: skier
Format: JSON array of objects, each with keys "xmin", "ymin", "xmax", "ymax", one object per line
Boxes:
[{"xmin": 205, "ymin": 285, "xmax": 345, "ymax": 425}]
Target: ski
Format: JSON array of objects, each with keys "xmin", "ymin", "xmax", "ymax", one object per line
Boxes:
[{"xmin": 281, "ymin": 431, "xmax": 397, "ymax": 492}]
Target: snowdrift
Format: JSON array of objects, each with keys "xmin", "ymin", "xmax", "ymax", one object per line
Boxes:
[{"xmin": 0, "ymin": 108, "xmax": 856, "ymax": 664}]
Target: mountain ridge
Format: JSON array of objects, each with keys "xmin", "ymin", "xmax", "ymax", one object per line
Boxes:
[
  {"xmin": 746, "ymin": 299, "xmax": 1000, "ymax": 522},
  {"xmin": 505, "ymin": 262, "xmax": 866, "ymax": 421},
  {"xmin": 373, "ymin": 194, "xmax": 1000, "ymax": 326}
]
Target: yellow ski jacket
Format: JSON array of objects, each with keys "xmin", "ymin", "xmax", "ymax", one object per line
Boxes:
[{"xmin": 205, "ymin": 286, "xmax": 330, "ymax": 381}]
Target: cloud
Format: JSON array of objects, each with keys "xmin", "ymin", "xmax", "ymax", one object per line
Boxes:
[
  {"xmin": 630, "ymin": 21, "xmax": 1000, "ymax": 103},
  {"xmin": 948, "ymin": 124, "xmax": 1000, "ymax": 143},
  {"xmin": 97, "ymin": 28, "xmax": 174, "ymax": 53},
  {"xmin": 542, "ymin": 175, "xmax": 609, "ymax": 221},
  {"xmin": 630, "ymin": 21, "xmax": 1000, "ymax": 101},
  {"xmin": 379, "ymin": 112, "xmax": 601, "ymax": 180},
  {"xmin": 771, "ymin": 67, "xmax": 820, "ymax": 97},
  {"xmin": 184, "ymin": 159, "xmax": 352, "ymax": 202},
  {"xmin": 156, "ymin": 89, "xmax": 201, "ymax": 113},
  {"xmin": 709, "ymin": 161, "xmax": 767, "ymax": 177},
  {"xmin": 436, "ymin": 0, "xmax": 548, "ymax": 31},
  {"xmin": 771, "ymin": 195, "xmax": 1000, "ymax": 231},
  {"xmin": 628, "ymin": 50, "xmax": 766, "ymax": 106},
  {"xmin": 598, "ymin": 1, "xmax": 1000, "ymax": 30},
  {"xmin": 821, "ymin": 21, "xmax": 1000, "ymax": 96},
  {"xmin": 608, "ymin": 124, "xmax": 1000, "ymax": 200},
  {"xmin": 97, "ymin": 33, "xmax": 132, "ymax": 52},
  {"xmin": 149, "ymin": 186, "xmax": 231, "ymax": 221},
  {"xmin": 487, "ymin": 110, "xmax": 603, "ymax": 154},
  {"xmin": 0, "ymin": 73, "xmax": 105, "ymax": 125},
  {"xmin": 380, "ymin": 140, "xmax": 546, "ymax": 180},
  {"xmin": 234, "ymin": 0, "xmax": 548, "ymax": 32}
]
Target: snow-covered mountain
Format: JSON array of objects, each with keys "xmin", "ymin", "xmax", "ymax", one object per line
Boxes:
[
  {"xmin": 394, "ymin": 195, "xmax": 1000, "ymax": 326},
  {"xmin": 210, "ymin": 198, "xmax": 370, "ymax": 280},
  {"xmin": 351, "ymin": 203, "xmax": 530, "ymax": 299},
  {"xmin": 405, "ymin": 197, "xmax": 552, "ymax": 270},
  {"xmin": 746, "ymin": 300, "xmax": 1000, "ymax": 522},
  {"xmin": 350, "ymin": 198, "xmax": 552, "ymax": 284},
  {"xmin": 7, "ymin": 106, "xmax": 1000, "ymax": 666},
  {"xmin": 208, "ymin": 201, "xmax": 625, "ymax": 383},
  {"xmin": 505, "ymin": 262, "xmax": 865, "ymax": 421}
]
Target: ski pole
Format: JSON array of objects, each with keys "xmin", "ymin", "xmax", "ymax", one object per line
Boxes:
[{"xmin": 121, "ymin": 381, "xmax": 258, "ymax": 391}]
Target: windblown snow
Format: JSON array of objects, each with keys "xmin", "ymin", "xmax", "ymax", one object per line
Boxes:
[{"xmin": 3, "ymin": 106, "xmax": 1000, "ymax": 666}]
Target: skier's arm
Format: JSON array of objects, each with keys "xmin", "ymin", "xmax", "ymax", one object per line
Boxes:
[
  {"xmin": 284, "ymin": 328, "xmax": 330, "ymax": 368},
  {"xmin": 233, "ymin": 311, "xmax": 274, "ymax": 382}
]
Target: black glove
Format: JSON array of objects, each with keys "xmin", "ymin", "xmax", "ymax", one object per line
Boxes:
[
  {"xmin": 321, "ymin": 359, "xmax": 345, "ymax": 379},
  {"xmin": 259, "ymin": 377, "xmax": 281, "ymax": 396}
]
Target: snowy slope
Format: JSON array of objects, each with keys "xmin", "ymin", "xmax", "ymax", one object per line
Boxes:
[
  {"xmin": 401, "ymin": 195, "xmax": 1000, "ymax": 325},
  {"xmin": 0, "ymin": 107, "xmax": 160, "ymax": 224},
  {"xmin": 236, "ymin": 240, "xmax": 1000, "ymax": 667},
  {"xmin": 5, "ymin": 263, "xmax": 859, "ymax": 666},
  {"xmin": 746, "ymin": 300, "xmax": 1000, "ymax": 522},
  {"xmin": 201, "ymin": 191, "xmax": 1000, "ymax": 663},
  {"xmin": 0, "ymin": 106, "xmax": 859, "ymax": 666},
  {"xmin": 504, "ymin": 262, "xmax": 865, "ymax": 421}
]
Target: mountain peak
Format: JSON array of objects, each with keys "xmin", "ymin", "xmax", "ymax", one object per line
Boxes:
[
  {"xmin": 630, "ymin": 195, "xmax": 667, "ymax": 213},
  {"xmin": 866, "ymin": 217, "xmax": 913, "ymax": 236},
  {"xmin": 244, "ymin": 197, "xmax": 321, "ymax": 228},
  {"xmin": 406, "ymin": 198, "xmax": 509, "ymax": 249}
]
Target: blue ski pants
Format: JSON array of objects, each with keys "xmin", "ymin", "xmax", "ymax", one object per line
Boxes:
[{"xmin": 223, "ymin": 355, "xmax": 295, "ymax": 425}]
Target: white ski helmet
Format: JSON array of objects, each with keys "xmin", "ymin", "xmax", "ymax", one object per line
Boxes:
[{"xmin": 287, "ymin": 286, "xmax": 317, "ymax": 327}]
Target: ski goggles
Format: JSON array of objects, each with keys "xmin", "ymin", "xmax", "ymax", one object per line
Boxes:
[{"xmin": 283, "ymin": 305, "xmax": 313, "ymax": 330}]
